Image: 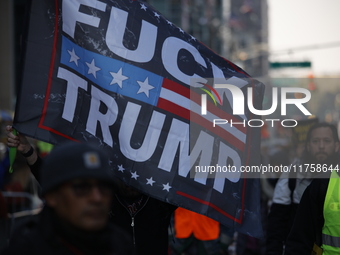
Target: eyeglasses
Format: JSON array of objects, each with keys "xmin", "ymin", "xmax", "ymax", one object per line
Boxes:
[{"xmin": 70, "ymin": 180, "xmax": 113, "ymax": 197}]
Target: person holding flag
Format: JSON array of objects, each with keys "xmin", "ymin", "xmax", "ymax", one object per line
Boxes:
[
  {"xmin": 6, "ymin": 125, "xmax": 177, "ymax": 255},
  {"xmin": 2, "ymin": 141, "xmax": 128, "ymax": 255}
]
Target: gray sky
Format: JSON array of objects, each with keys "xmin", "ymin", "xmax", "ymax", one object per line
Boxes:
[{"xmin": 268, "ymin": 0, "xmax": 340, "ymax": 75}]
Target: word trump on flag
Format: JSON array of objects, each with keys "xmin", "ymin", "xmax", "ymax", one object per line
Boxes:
[{"xmin": 14, "ymin": 0, "xmax": 265, "ymax": 237}]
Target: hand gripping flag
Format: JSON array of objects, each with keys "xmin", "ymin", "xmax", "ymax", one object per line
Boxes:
[{"xmin": 14, "ymin": 0, "xmax": 265, "ymax": 237}]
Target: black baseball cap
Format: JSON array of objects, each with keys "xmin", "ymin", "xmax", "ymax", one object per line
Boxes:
[{"xmin": 41, "ymin": 142, "xmax": 114, "ymax": 195}]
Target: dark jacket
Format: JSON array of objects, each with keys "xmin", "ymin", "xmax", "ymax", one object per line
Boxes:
[
  {"xmin": 1, "ymin": 206, "xmax": 123, "ymax": 255},
  {"xmin": 28, "ymin": 156, "xmax": 176, "ymax": 255},
  {"xmin": 284, "ymin": 172, "xmax": 330, "ymax": 255},
  {"xmin": 266, "ymin": 160, "xmax": 312, "ymax": 255},
  {"xmin": 111, "ymin": 194, "xmax": 176, "ymax": 255}
]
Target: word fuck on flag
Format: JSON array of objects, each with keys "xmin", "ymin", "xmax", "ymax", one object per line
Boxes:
[{"xmin": 14, "ymin": 0, "xmax": 265, "ymax": 237}]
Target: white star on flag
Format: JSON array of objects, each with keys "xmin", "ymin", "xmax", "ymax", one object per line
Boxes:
[
  {"xmin": 146, "ymin": 177, "xmax": 156, "ymax": 186},
  {"xmin": 68, "ymin": 48, "xmax": 80, "ymax": 66},
  {"xmin": 86, "ymin": 59, "xmax": 101, "ymax": 78},
  {"xmin": 162, "ymin": 183, "xmax": 171, "ymax": 192},
  {"xmin": 153, "ymin": 11, "xmax": 160, "ymax": 18},
  {"xmin": 137, "ymin": 77, "xmax": 154, "ymax": 97},
  {"xmin": 118, "ymin": 165, "xmax": 125, "ymax": 172},
  {"xmin": 167, "ymin": 20, "xmax": 172, "ymax": 26},
  {"xmin": 140, "ymin": 3, "xmax": 147, "ymax": 11},
  {"xmin": 110, "ymin": 68, "xmax": 128, "ymax": 88},
  {"xmin": 131, "ymin": 171, "xmax": 139, "ymax": 180}
]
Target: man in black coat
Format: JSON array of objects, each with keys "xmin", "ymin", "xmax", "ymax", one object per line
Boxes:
[
  {"xmin": 284, "ymin": 172, "xmax": 332, "ymax": 255},
  {"xmin": 2, "ymin": 141, "xmax": 128, "ymax": 255},
  {"xmin": 6, "ymin": 125, "xmax": 176, "ymax": 255}
]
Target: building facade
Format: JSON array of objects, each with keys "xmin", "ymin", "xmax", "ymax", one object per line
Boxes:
[{"xmin": 148, "ymin": 0, "xmax": 269, "ymax": 78}]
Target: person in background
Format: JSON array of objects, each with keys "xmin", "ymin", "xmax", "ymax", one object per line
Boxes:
[
  {"xmin": 284, "ymin": 167, "xmax": 338, "ymax": 255},
  {"xmin": 2, "ymin": 141, "xmax": 128, "ymax": 255},
  {"xmin": 6, "ymin": 125, "xmax": 176, "ymax": 255},
  {"xmin": 265, "ymin": 122, "xmax": 340, "ymax": 255}
]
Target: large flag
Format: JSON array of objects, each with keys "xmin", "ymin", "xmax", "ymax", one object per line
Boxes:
[{"xmin": 14, "ymin": 0, "xmax": 265, "ymax": 237}]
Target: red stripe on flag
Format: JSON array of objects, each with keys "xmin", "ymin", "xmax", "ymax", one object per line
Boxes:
[
  {"xmin": 190, "ymin": 91, "xmax": 247, "ymax": 134},
  {"xmin": 157, "ymin": 98, "xmax": 245, "ymax": 151},
  {"xmin": 162, "ymin": 78, "xmax": 247, "ymax": 134},
  {"xmin": 190, "ymin": 111, "xmax": 245, "ymax": 151},
  {"xmin": 162, "ymin": 78, "xmax": 190, "ymax": 97},
  {"xmin": 157, "ymin": 98, "xmax": 190, "ymax": 120},
  {"xmin": 176, "ymin": 180, "xmax": 247, "ymax": 224},
  {"xmin": 37, "ymin": 0, "xmax": 78, "ymax": 142}
]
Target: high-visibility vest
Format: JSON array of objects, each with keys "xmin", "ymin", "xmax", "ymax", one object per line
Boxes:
[
  {"xmin": 322, "ymin": 171, "xmax": 340, "ymax": 254},
  {"xmin": 174, "ymin": 207, "xmax": 220, "ymax": 241}
]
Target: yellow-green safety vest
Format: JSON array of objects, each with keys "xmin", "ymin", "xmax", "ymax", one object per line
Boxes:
[{"xmin": 322, "ymin": 170, "xmax": 340, "ymax": 254}]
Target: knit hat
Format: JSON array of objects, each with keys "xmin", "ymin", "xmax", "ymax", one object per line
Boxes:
[{"xmin": 41, "ymin": 142, "xmax": 113, "ymax": 195}]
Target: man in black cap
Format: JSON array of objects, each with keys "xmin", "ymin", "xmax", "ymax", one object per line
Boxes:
[
  {"xmin": 2, "ymin": 142, "xmax": 127, "ymax": 255},
  {"xmin": 6, "ymin": 125, "xmax": 175, "ymax": 255}
]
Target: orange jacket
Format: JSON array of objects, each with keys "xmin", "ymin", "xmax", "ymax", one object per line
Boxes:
[{"xmin": 174, "ymin": 207, "xmax": 220, "ymax": 241}]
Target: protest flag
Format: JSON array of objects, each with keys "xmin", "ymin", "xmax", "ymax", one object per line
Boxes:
[{"xmin": 14, "ymin": 0, "xmax": 265, "ymax": 237}]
